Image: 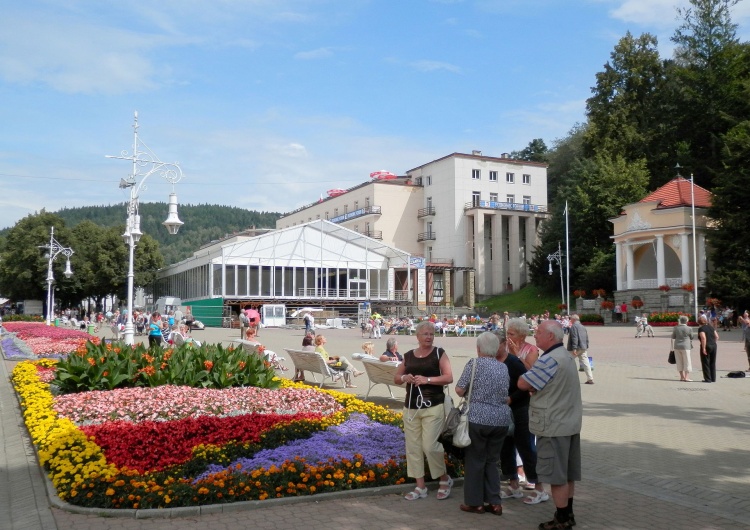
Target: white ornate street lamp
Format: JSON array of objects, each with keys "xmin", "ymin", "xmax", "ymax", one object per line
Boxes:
[
  {"xmin": 106, "ymin": 111, "xmax": 184, "ymax": 345},
  {"xmin": 39, "ymin": 226, "xmax": 74, "ymax": 326},
  {"xmin": 547, "ymin": 241, "xmax": 565, "ymax": 311}
]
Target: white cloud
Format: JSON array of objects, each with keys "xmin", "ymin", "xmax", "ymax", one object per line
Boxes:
[
  {"xmin": 0, "ymin": 13, "xmax": 176, "ymax": 94},
  {"xmin": 294, "ymin": 47, "xmax": 334, "ymax": 60},
  {"xmin": 609, "ymin": 0, "xmax": 683, "ymax": 28},
  {"xmin": 410, "ymin": 60, "xmax": 462, "ymax": 74}
]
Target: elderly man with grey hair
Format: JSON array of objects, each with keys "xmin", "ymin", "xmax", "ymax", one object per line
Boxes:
[
  {"xmin": 518, "ymin": 319, "xmax": 583, "ymax": 529},
  {"xmin": 380, "ymin": 337, "xmax": 403, "ymax": 362},
  {"xmin": 566, "ymin": 314, "xmax": 594, "ymax": 385}
]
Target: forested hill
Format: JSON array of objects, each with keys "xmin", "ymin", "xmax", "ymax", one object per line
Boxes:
[{"xmin": 54, "ymin": 203, "xmax": 282, "ymax": 265}]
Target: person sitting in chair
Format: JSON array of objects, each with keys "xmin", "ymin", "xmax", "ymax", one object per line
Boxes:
[
  {"xmin": 314, "ymin": 334, "xmax": 363, "ymax": 388},
  {"xmin": 380, "ymin": 337, "xmax": 403, "ymax": 363}
]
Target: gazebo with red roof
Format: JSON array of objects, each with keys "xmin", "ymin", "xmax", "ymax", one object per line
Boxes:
[{"xmin": 609, "ymin": 177, "xmax": 713, "ymax": 316}]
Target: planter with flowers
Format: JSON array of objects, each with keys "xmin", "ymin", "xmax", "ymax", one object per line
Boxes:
[
  {"xmin": 599, "ymin": 300, "xmax": 614, "ymax": 324},
  {"xmin": 631, "ymin": 299, "xmax": 644, "ymax": 311}
]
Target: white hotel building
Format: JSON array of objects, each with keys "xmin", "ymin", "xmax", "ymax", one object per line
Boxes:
[{"xmin": 278, "ymin": 152, "xmax": 549, "ymax": 307}]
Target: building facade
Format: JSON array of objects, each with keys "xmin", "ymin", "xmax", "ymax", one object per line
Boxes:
[
  {"xmin": 278, "ymin": 152, "xmax": 549, "ymax": 306},
  {"xmin": 610, "ymin": 177, "xmax": 713, "ymax": 314}
]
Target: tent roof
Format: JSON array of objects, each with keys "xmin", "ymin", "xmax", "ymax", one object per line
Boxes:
[{"xmin": 220, "ymin": 219, "xmax": 411, "ymax": 268}]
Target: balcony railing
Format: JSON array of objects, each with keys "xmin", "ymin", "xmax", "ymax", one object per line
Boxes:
[
  {"xmin": 329, "ymin": 205, "xmax": 382, "ymax": 224},
  {"xmin": 417, "ymin": 232, "xmax": 436, "ymax": 242},
  {"xmin": 427, "ymin": 258, "xmax": 453, "ymax": 267},
  {"xmin": 630, "ymin": 277, "xmax": 685, "ymax": 289},
  {"xmin": 361, "ymin": 230, "xmax": 383, "ymax": 240},
  {"xmin": 464, "ymin": 201, "xmax": 547, "ymax": 213},
  {"xmin": 297, "ymin": 288, "xmax": 410, "ymax": 301},
  {"xmin": 418, "ymin": 207, "xmax": 436, "ymax": 218}
]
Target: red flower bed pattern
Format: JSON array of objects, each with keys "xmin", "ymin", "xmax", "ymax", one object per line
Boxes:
[{"xmin": 81, "ymin": 411, "xmax": 322, "ymax": 473}]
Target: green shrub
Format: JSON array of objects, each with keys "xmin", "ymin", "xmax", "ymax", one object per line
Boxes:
[{"xmin": 579, "ymin": 314, "xmax": 604, "ymax": 324}]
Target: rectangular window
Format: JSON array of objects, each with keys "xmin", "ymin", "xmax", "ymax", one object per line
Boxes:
[
  {"xmin": 427, "ymin": 196, "xmax": 432, "ymax": 208},
  {"xmin": 344, "ymin": 205, "xmax": 348, "ymax": 214},
  {"xmin": 316, "ymin": 214, "xmax": 320, "ymax": 219},
  {"xmin": 506, "ymin": 194, "xmax": 515, "ymax": 203},
  {"xmin": 523, "ymin": 173, "xmax": 531, "ymax": 184},
  {"xmin": 472, "ymin": 192, "xmax": 481, "ymax": 206},
  {"xmin": 472, "ymin": 169, "xmax": 481, "ymax": 180},
  {"xmin": 365, "ymin": 197, "xmax": 370, "ymax": 207},
  {"xmin": 334, "ymin": 208, "xmax": 339, "ymax": 216},
  {"xmin": 489, "ymin": 170, "xmax": 498, "ymax": 182},
  {"xmin": 426, "ymin": 176, "xmax": 432, "ymax": 186},
  {"xmin": 506, "ymin": 172, "xmax": 515, "ymax": 183},
  {"xmin": 523, "ymin": 195, "xmax": 532, "ymax": 205},
  {"xmin": 354, "ymin": 201, "xmax": 358, "ymax": 211},
  {"xmin": 325, "ymin": 212, "xmax": 329, "ymax": 220},
  {"xmin": 490, "ymin": 193, "xmax": 498, "ymax": 202}
]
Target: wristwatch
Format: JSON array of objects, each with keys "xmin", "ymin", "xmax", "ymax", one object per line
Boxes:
[{"xmin": 427, "ymin": 377, "xmax": 431, "ymax": 383}]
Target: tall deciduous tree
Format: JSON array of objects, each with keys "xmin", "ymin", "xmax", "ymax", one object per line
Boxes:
[
  {"xmin": 0, "ymin": 212, "xmax": 79, "ymax": 308},
  {"xmin": 530, "ymin": 155, "xmax": 649, "ymax": 293}
]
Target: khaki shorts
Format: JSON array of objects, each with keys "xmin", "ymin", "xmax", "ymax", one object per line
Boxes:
[{"xmin": 536, "ymin": 434, "xmax": 582, "ymax": 485}]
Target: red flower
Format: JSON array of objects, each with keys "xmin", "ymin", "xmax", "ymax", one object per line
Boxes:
[{"xmin": 204, "ymin": 360, "xmax": 214, "ymax": 371}]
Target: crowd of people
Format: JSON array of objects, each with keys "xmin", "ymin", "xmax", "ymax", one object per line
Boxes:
[{"xmin": 391, "ymin": 319, "xmax": 584, "ymax": 529}]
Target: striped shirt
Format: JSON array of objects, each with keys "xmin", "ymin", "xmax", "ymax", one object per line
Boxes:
[{"xmin": 520, "ymin": 343, "xmax": 563, "ymax": 391}]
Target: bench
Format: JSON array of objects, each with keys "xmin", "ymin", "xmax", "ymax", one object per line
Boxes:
[
  {"xmin": 352, "ymin": 354, "xmax": 405, "ymax": 399},
  {"xmin": 284, "ymin": 348, "xmax": 345, "ymax": 388}
]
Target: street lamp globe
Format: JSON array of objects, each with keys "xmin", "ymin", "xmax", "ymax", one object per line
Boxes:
[{"xmin": 163, "ymin": 193, "xmax": 183, "ymax": 235}]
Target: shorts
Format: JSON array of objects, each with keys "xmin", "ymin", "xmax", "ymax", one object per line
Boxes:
[{"xmin": 535, "ymin": 434, "xmax": 581, "ymax": 486}]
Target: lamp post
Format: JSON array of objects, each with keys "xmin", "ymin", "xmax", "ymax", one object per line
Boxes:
[
  {"xmin": 547, "ymin": 241, "xmax": 565, "ymax": 310},
  {"xmin": 676, "ymin": 164, "xmax": 700, "ymax": 323},
  {"xmin": 106, "ymin": 111, "xmax": 184, "ymax": 346},
  {"xmin": 39, "ymin": 226, "xmax": 74, "ymax": 326}
]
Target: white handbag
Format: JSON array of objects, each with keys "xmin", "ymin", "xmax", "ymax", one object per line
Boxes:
[{"xmin": 452, "ymin": 360, "xmax": 477, "ymax": 448}]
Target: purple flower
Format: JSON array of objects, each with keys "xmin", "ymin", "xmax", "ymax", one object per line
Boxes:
[{"xmin": 194, "ymin": 413, "xmax": 405, "ymax": 482}]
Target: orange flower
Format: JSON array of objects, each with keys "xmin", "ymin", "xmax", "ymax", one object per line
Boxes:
[{"xmin": 204, "ymin": 360, "xmax": 214, "ymax": 371}]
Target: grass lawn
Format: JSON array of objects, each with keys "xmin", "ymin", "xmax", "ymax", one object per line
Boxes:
[{"xmin": 475, "ymin": 284, "xmax": 566, "ymax": 316}]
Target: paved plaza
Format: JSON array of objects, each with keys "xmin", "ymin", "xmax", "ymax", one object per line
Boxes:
[{"xmin": 3, "ymin": 322, "xmax": 750, "ymax": 529}]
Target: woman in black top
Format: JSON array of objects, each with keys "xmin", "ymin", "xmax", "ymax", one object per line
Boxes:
[
  {"xmin": 394, "ymin": 321, "xmax": 453, "ymax": 501},
  {"xmin": 698, "ymin": 314, "xmax": 719, "ymax": 383}
]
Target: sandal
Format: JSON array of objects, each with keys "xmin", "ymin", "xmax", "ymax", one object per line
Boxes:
[
  {"xmin": 353, "ymin": 370, "xmax": 365, "ymax": 377},
  {"xmin": 523, "ymin": 489, "xmax": 549, "ymax": 505},
  {"xmin": 501, "ymin": 486, "xmax": 524, "ymax": 499},
  {"xmin": 436, "ymin": 476, "xmax": 453, "ymax": 500},
  {"xmin": 404, "ymin": 486, "xmax": 428, "ymax": 500}
]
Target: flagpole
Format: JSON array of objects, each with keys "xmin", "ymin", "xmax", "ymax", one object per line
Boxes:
[{"xmin": 565, "ymin": 201, "xmax": 570, "ymax": 313}]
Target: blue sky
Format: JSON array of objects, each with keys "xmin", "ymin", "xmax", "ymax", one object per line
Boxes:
[{"xmin": 1, "ymin": 0, "xmax": 749, "ymax": 231}]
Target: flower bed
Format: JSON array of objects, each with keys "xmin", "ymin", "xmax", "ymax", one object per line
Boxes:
[
  {"xmin": 647, "ymin": 312, "xmax": 697, "ymax": 326},
  {"xmin": 13, "ymin": 355, "xmax": 462, "ymax": 509},
  {"xmin": 3, "ymin": 322, "xmax": 99, "ymax": 357}
]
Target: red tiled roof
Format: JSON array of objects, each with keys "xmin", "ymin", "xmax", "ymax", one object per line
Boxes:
[{"xmin": 639, "ymin": 177, "xmax": 712, "ymax": 208}]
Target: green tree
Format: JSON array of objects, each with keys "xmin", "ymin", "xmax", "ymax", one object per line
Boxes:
[
  {"xmin": 530, "ymin": 155, "xmax": 649, "ymax": 293},
  {"xmin": 705, "ymin": 120, "xmax": 750, "ymax": 307},
  {"xmin": 510, "ymin": 138, "xmax": 549, "ymax": 163},
  {"xmin": 0, "ymin": 212, "xmax": 79, "ymax": 308},
  {"xmin": 670, "ymin": 0, "xmax": 744, "ymax": 189}
]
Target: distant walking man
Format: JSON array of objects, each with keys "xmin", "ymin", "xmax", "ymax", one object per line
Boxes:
[
  {"xmin": 518, "ymin": 320, "xmax": 583, "ymax": 529},
  {"xmin": 567, "ymin": 314, "xmax": 594, "ymax": 385}
]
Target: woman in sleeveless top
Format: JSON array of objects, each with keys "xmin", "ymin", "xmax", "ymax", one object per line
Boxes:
[{"xmin": 394, "ymin": 321, "xmax": 454, "ymax": 501}]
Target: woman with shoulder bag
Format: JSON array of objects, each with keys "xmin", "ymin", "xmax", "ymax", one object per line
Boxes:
[
  {"xmin": 671, "ymin": 315, "xmax": 694, "ymax": 381},
  {"xmin": 454, "ymin": 332, "xmax": 512, "ymax": 516},
  {"xmin": 394, "ymin": 321, "xmax": 454, "ymax": 501}
]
